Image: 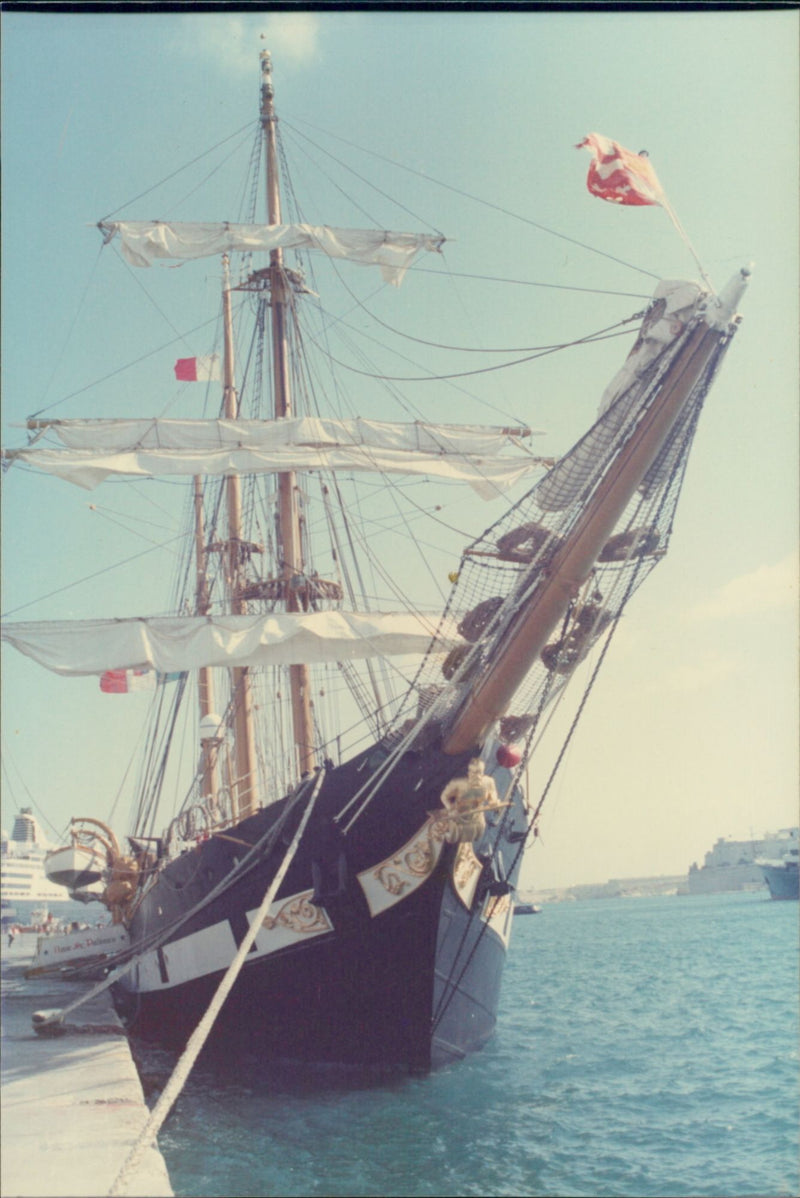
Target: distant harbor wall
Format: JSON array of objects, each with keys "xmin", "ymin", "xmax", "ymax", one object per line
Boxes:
[
  {"xmin": 526, "ymin": 875, "xmax": 689, "ymax": 903},
  {"xmin": 686, "ymin": 829, "xmax": 797, "ymax": 896},
  {"xmin": 526, "ymin": 827, "xmax": 798, "ymax": 903}
]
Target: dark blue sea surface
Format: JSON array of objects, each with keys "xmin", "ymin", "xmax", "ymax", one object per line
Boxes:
[{"xmin": 145, "ymin": 892, "xmax": 798, "ymax": 1197}]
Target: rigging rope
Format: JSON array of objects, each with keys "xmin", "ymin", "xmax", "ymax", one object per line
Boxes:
[
  {"xmin": 332, "ymin": 257, "xmax": 648, "ymax": 354},
  {"xmin": 303, "ymin": 321, "xmax": 638, "ymax": 384},
  {"xmin": 282, "ymin": 119, "xmax": 445, "ymax": 238},
  {"xmin": 0, "ymin": 533, "xmax": 188, "ymax": 620},
  {"xmin": 658, "ymin": 193, "xmax": 717, "ymax": 296},
  {"xmin": 98, "ymin": 122, "xmax": 255, "ymax": 221},
  {"xmin": 496, "ymin": 396, "xmax": 706, "ymax": 896},
  {"xmin": 285, "ymin": 115, "xmax": 661, "ymax": 281},
  {"xmin": 33, "ymin": 247, "xmax": 104, "ymax": 417},
  {"xmin": 0, "ymin": 756, "xmax": 65, "ymax": 841},
  {"xmin": 106, "ymin": 766, "xmax": 326, "ymax": 1197},
  {"xmin": 26, "ymin": 304, "xmax": 242, "ymax": 420},
  {"xmin": 33, "ymin": 774, "xmax": 322, "ymax": 1024},
  {"xmin": 411, "ymin": 265, "xmax": 650, "ymax": 300}
]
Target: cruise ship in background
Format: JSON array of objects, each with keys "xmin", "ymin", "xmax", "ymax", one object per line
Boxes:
[{"xmin": 1, "ymin": 808, "xmax": 70, "ymax": 918}]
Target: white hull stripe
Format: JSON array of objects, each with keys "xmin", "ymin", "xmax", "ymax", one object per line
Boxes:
[
  {"xmin": 131, "ymin": 887, "xmax": 333, "ymax": 994},
  {"xmin": 451, "ymin": 843, "xmax": 483, "ymax": 910},
  {"xmin": 357, "ymin": 816, "xmax": 449, "ymax": 917},
  {"xmin": 481, "ymin": 891, "xmax": 513, "ymax": 947}
]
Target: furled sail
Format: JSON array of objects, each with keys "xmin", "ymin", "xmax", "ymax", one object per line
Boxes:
[
  {"xmin": 5, "ymin": 415, "xmax": 546, "ymax": 497},
  {"xmin": 0, "ymin": 610, "xmax": 463, "ymax": 677},
  {"xmin": 31, "ymin": 415, "xmax": 539, "ymax": 456},
  {"xmin": 98, "ymin": 221, "xmax": 444, "ymax": 284}
]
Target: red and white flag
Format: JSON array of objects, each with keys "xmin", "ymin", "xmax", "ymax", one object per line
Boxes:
[
  {"xmin": 100, "ymin": 668, "xmax": 155, "ymax": 694},
  {"xmin": 174, "ymin": 354, "xmax": 221, "ymax": 382},
  {"xmin": 100, "ymin": 669, "xmax": 182, "ymax": 694},
  {"xmin": 576, "ymin": 134, "xmax": 664, "ymax": 207}
]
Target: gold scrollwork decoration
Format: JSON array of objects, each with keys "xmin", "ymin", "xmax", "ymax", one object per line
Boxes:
[
  {"xmin": 452, "ymin": 842, "xmax": 483, "ymax": 910},
  {"xmin": 484, "ymin": 892, "xmax": 512, "ymax": 923},
  {"xmin": 262, "ymin": 892, "xmax": 330, "ymax": 936},
  {"xmin": 371, "ymin": 815, "xmax": 447, "ymax": 896}
]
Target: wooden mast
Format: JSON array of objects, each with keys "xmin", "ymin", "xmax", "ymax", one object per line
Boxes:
[
  {"xmin": 221, "ymin": 256, "xmax": 260, "ymax": 818},
  {"xmin": 193, "ymin": 476, "xmax": 222, "ymax": 813},
  {"xmin": 443, "ymin": 317, "xmax": 733, "ymax": 756},
  {"xmin": 260, "ymin": 50, "xmax": 316, "ymax": 777}
]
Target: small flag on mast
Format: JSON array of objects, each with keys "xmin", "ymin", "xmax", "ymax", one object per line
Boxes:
[
  {"xmin": 174, "ymin": 354, "xmax": 221, "ymax": 382},
  {"xmin": 100, "ymin": 669, "xmax": 182, "ymax": 694},
  {"xmin": 576, "ymin": 134, "xmax": 664, "ymax": 206}
]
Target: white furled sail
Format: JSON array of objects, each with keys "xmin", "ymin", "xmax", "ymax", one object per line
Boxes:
[
  {"xmin": 5, "ymin": 440, "xmax": 544, "ymax": 498},
  {"xmin": 0, "ymin": 610, "xmax": 463, "ymax": 677},
  {"xmin": 30, "ymin": 416, "xmax": 539, "ymax": 456},
  {"xmin": 98, "ymin": 221, "xmax": 444, "ymax": 284}
]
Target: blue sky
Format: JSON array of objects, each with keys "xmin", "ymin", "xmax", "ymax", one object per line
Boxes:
[{"xmin": 1, "ymin": 9, "xmax": 797, "ymax": 889}]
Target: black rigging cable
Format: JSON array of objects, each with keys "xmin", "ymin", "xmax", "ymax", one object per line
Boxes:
[
  {"xmin": 409, "ymin": 265, "xmax": 649, "ymax": 300},
  {"xmin": 282, "ymin": 120, "xmax": 444, "ymax": 238},
  {"xmin": 284, "ymin": 115, "xmax": 661, "ymax": 280},
  {"xmin": 0, "ymin": 533, "xmax": 188, "ymax": 619},
  {"xmin": 99, "ymin": 121, "xmax": 256, "ymax": 221},
  {"xmin": 305, "ymin": 320, "xmax": 637, "ymax": 384},
  {"xmin": 322, "ymin": 252, "xmax": 649, "ymax": 355},
  {"xmin": 27, "ymin": 302, "xmax": 245, "ymax": 419}
]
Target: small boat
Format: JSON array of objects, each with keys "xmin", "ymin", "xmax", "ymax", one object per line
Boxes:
[
  {"xmin": 45, "ymin": 821, "xmax": 114, "ymax": 892},
  {"xmin": 26, "ymin": 923, "xmax": 130, "ymax": 977},
  {"xmin": 1, "ymin": 53, "xmax": 749, "ymax": 1072},
  {"xmin": 514, "ymin": 902, "xmax": 542, "ymax": 916}
]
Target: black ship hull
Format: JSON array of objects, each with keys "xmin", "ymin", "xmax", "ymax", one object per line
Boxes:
[{"xmin": 115, "ymin": 743, "xmax": 528, "ymax": 1072}]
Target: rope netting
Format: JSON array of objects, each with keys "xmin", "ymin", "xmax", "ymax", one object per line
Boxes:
[{"xmin": 390, "ymin": 311, "xmax": 730, "ymax": 753}]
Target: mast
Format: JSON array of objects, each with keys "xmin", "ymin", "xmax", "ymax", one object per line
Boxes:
[
  {"xmin": 221, "ymin": 256, "xmax": 260, "ymax": 818},
  {"xmin": 193, "ymin": 476, "xmax": 221, "ymax": 813},
  {"xmin": 260, "ymin": 50, "xmax": 316, "ymax": 777}
]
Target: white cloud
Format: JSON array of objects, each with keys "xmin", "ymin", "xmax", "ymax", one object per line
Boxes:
[
  {"xmin": 179, "ymin": 13, "xmax": 320, "ymax": 75},
  {"xmin": 264, "ymin": 14, "xmax": 320, "ymax": 63},
  {"xmin": 688, "ymin": 553, "xmax": 798, "ymax": 621}
]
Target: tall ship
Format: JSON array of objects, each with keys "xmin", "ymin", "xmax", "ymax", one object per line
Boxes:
[{"xmin": 1, "ymin": 55, "xmax": 749, "ymax": 1072}]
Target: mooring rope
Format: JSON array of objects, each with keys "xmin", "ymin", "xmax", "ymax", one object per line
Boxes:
[
  {"xmin": 106, "ymin": 766, "xmax": 326, "ymax": 1197},
  {"xmin": 31, "ymin": 779, "xmax": 315, "ymax": 1029}
]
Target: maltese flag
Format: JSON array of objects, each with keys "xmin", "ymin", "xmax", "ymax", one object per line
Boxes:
[
  {"xmin": 100, "ymin": 669, "xmax": 181, "ymax": 693},
  {"xmin": 174, "ymin": 354, "xmax": 221, "ymax": 382},
  {"xmin": 577, "ymin": 134, "xmax": 664, "ymax": 206},
  {"xmin": 100, "ymin": 668, "xmax": 156, "ymax": 694}
]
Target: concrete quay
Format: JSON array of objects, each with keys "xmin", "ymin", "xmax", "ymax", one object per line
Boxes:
[{"xmin": 1, "ymin": 934, "xmax": 173, "ymax": 1198}]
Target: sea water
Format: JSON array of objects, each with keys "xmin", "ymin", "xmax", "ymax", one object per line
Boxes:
[{"xmin": 141, "ymin": 892, "xmax": 798, "ymax": 1197}]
